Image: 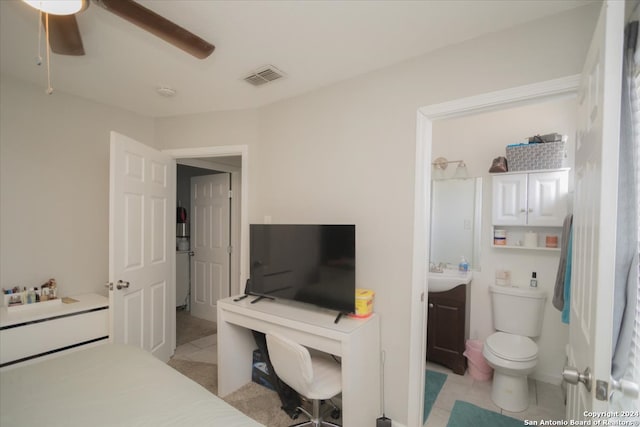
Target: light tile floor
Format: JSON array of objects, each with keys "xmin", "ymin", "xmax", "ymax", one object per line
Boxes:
[
  {"xmin": 173, "ymin": 310, "xmax": 218, "ymax": 365},
  {"xmin": 425, "ymin": 361, "xmax": 566, "ymax": 426},
  {"xmin": 174, "ymin": 333, "xmax": 218, "ymax": 364}
]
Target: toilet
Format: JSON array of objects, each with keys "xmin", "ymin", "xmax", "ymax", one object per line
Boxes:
[{"xmin": 483, "ymin": 285, "xmax": 547, "ymax": 412}]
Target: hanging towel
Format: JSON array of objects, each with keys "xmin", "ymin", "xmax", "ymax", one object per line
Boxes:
[
  {"xmin": 561, "ymin": 227, "xmax": 573, "ymax": 324},
  {"xmin": 553, "ymin": 214, "xmax": 573, "ymax": 311}
]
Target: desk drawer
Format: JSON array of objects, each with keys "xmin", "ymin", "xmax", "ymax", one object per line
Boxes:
[{"xmin": 0, "ymin": 308, "xmax": 109, "ymax": 366}]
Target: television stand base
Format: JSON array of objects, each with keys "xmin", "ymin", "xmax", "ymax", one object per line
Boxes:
[
  {"xmin": 334, "ymin": 312, "xmax": 347, "ymax": 324},
  {"xmin": 250, "ymin": 295, "xmax": 274, "ymax": 304}
]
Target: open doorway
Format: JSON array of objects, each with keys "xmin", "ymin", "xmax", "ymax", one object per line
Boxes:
[
  {"xmin": 421, "ymin": 96, "xmax": 577, "ymax": 424},
  {"xmin": 161, "ymin": 144, "xmax": 248, "ymax": 368},
  {"xmin": 173, "ymin": 156, "xmax": 242, "ymax": 358},
  {"xmin": 408, "ymin": 76, "xmax": 580, "ymax": 426}
]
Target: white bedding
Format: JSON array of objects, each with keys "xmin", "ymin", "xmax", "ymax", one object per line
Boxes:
[{"xmin": 0, "ymin": 343, "xmax": 264, "ymax": 427}]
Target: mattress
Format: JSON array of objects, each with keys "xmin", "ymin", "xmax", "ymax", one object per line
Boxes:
[{"xmin": 0, "ymin": 343, "xmax": 264, "ymax": 427}]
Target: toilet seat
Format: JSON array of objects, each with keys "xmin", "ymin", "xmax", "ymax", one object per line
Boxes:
[{"xmin": 485, "ymin": 332, "xmax": 537, "ymax": 362}]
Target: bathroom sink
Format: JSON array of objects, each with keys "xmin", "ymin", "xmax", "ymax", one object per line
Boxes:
[{"xmin": 428, "ymin": 269, "xmax": 473, "ymax": 292}]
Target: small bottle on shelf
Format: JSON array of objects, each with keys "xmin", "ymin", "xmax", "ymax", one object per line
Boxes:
[{"xmin": 530, "ymin": 272, "xmax": 538, "ymax": 288}]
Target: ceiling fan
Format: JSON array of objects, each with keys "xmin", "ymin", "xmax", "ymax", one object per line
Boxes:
[{"xmin": 23, "ymin": 0, "xmax": 215, "ymax": 59}]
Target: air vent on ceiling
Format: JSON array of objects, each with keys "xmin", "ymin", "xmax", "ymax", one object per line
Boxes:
[{"xmin": 244, "ymin": 65, "xmax": 285, "ymax": 87}]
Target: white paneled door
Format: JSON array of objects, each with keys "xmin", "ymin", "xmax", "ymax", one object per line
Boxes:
[
  {"xmin": 109, "ymin": 132, "xmax": 176, "ymax": 362},
  {"xmin": 190, "ymin": 173, "xmax": 231, "ymax": 322},
  {"xmin": 565, "ymin": 0, "xmax": 623, "ymax": 419}
]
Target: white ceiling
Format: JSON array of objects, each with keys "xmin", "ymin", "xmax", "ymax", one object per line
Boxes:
[{"xmin": 0, "ymin": 0, "xmax": 594, "ymax": 118}]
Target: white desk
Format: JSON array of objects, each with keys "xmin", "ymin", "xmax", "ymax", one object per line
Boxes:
[{"xmin": 217, "ymin": 296, "xmax": 381, "ymax": 426}]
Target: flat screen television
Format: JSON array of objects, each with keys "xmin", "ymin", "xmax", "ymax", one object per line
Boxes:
[{"xmin": 249, "ymin": 224, "xmax": 355, "ymax": 314}]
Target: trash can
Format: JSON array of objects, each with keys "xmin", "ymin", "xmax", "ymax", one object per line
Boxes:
[{"xmin": 464, "ymin": 340, "xmax": 493, "ymax": 381}]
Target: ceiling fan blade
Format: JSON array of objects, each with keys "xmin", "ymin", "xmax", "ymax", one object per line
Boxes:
[
  {"xmin": 42, "ymin": 14, "xmax": 85, "ymax": 56},
  {"xmin": 96, "ymin": 0, "xmax": 215, "ymax": 59}
]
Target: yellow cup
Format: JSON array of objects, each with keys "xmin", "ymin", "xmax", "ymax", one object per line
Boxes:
[{"xmin": 354, "ymin": 288, "xmax": 375, "ymax": 318}]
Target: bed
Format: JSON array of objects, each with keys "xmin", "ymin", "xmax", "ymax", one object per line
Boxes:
[{"xmin": 0, "ymin": 343, "xmax": 264, "ymax": 427}]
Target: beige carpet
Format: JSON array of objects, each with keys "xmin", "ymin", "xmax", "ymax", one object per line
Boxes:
[
  {"xmin": 222, "ymin": 383, "xmax": 342, "ymax": 427},
  {"xmin": 167, "ymin": 358, "xmax": 218, "ymax": 394},
  {"xmin": 167, "ymin": 358, "xmax": 295, "ymax": 426},
  {"xmin": 223, "ymin": 382, "xmax": 297, "ymax": 427}
]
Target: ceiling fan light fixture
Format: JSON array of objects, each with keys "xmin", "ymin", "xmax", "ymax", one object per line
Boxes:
[{"xmin": 23, "ymin": 0, "xmax": 88, "ymax": 16}]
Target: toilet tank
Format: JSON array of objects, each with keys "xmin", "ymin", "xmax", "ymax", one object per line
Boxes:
[{"xmin": 489, "ymin": 285, "xmax": 547, "ymax": 337}]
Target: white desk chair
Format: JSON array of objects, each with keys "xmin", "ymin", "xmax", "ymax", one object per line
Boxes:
[{"xmin": 266, "ymin": 331, "xmax": 342, "ymax": 427}]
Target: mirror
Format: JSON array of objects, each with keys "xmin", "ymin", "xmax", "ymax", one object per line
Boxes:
[{"xmin": 429, "ymin": 177, "xmax": 482, "ymax": 270}]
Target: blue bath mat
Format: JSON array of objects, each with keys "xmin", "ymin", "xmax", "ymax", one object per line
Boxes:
[
  {"xmin": 447, "ymin": 400, "xmax": 523, "ymax": 427},
  {"xmin": 424, "ymin": 369, "xmax": 447, "ymax": 422}
]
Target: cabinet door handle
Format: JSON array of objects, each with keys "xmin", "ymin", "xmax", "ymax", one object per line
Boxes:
[
  {"xmin": 520, "ymin": 208, "xmax": 526, "ymax": 213},
  {"xmin": 428, "ymin": 303, "xmax": 434, "ymax": 308}
]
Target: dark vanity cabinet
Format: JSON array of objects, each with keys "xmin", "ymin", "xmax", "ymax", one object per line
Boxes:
[{"xmin": 426, "ymin": 284, "xmax": 470, "ymax": 375}]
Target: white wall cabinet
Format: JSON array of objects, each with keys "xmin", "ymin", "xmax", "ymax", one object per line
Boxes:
[
  {"xmin": 492, "ymin": 170, "xmax": 568, "ymax": 227},
  {"xmin": 491, "ymin": 169, "xmax": 569, "ymax": 251}
]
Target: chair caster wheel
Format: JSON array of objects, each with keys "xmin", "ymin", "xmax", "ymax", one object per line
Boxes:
[{"xmin": 283, "ymin": 407, "xmax": 300, "ymax": 420}]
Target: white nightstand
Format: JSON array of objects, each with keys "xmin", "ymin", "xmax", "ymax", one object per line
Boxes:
[{"xmin": 0, "ymin": 293, "xmax": 109, "ymax": 370}]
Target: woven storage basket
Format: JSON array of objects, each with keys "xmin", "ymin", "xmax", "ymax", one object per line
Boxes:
[{"xmin": 505, "ymin": 141, "xmax": 567, "ymax": 171}]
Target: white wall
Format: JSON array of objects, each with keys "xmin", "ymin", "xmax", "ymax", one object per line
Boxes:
[
  {"xmin": 0, "ymin": 76, "xmax": 156, "ymax": 297},
  {"xmin": 432, "ymin": 96, "xmax": 578, "ymax": 384},
  {"xmin": 155, "ymin": 5, "xmax": 599, "ymax": 424}
]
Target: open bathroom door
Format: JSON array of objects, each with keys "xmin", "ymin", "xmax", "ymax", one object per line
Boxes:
[
  {"xmin": 564, "ymin": 0, "xmax": 623, "ymax": 419},
  {"xmin": 109, "ymin": 131, "xmax": 176, "ymax": 362}
]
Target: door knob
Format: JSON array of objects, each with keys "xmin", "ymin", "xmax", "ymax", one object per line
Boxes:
[
  {"xmin": 563, "ymin": 366, "xmax": 592, "ymax": 391},
  {"xmin": 116, "ymin": 280, "xmax": 130, "ymax": 290},
  {"xmin": 611, "ymin": 378, "xmax": 640, "ymax": 399}
]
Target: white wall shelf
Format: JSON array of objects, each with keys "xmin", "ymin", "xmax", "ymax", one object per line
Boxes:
[
  {"xmin": 491, "ymin": 225, "xmax": 563, "ymax": 250},
  {"xmin": 492, "ymin": 244, "xmax": 560, "ymax": 252}
]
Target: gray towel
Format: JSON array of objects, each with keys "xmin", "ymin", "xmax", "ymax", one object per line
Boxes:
[{"xmin": 553, "ymin": 214, "xmax": 573, "ymax": 311}]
